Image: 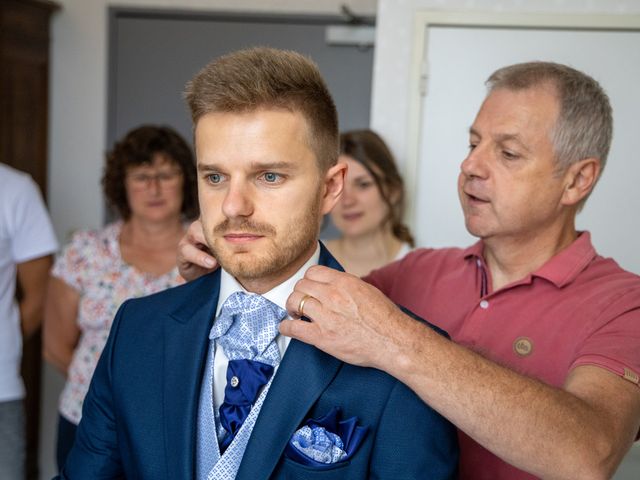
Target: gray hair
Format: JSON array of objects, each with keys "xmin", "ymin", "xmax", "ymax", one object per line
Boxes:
[{"xmin": 486, "ymin": 61, "xmax": 613, "ymax": 175}]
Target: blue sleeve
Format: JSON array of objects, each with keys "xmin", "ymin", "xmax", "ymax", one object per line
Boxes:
[
  {"xmin": 57, "ymin": 302, "xmax": 129, "ymax": 479},
  {"xmin": 369, "ymin": 380, "xmax": 459, "ymax": 479}
]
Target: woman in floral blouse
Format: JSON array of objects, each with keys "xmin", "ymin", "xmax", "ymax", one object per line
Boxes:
[{"xmin": 43, "ymin": 125, "xmax": 198, "ymax": 470}]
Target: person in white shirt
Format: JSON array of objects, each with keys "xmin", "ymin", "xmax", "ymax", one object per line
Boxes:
[{"xmin": 0, "ymin": 162, "xmax": 58, "ymax": 479}]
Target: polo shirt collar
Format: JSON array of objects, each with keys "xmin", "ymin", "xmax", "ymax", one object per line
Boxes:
[
  {"xmin": 534, "ymin": 232, "xmax": 597, "ymax": 287},
  {"xmin": 463, "ymin": 232, "xmax": 597, "ymax": 289},
  {"xmin": 462, "ymin": 240, "xmax": 484, "ymax": 261}
]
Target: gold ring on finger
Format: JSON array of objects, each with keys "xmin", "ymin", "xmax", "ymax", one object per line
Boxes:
[{"xmin": 298, "ymin": 294, "xmax": 313, "ymax": 317}]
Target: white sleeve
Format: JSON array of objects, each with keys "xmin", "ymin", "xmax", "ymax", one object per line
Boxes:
[{"xmin": 10, "ymin": 175, "xmax": 58, "ymax": 263}]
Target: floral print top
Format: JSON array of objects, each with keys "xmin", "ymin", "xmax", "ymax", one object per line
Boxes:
[{"xmin": 52, "ymin": 221, "xmax": 184, "ymax": 424}]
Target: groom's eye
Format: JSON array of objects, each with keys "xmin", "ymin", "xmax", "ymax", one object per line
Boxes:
[
  {"xmin": 261, "ymin": 172, "xmax": 283, "ymax": 184},
  {"xmin": 207, "ymin": 173, "xmax": 223, "ymax": 184}
]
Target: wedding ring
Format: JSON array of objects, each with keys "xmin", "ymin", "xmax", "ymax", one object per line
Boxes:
[{"xmin": 298, "ymin": 294, "xmax": 313, "ymax": 317}]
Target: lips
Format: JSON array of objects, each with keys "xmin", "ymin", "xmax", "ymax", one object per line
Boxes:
[
  {"xmin": 221, "ymin": 232, "xmax": 266, "ymax": 245},
  {"xmin": 463, "ymin": 188, "xmax": 489, "ymax": 204},
  {"xmin": 342, "ymin": 212, "xmax": 364, "ymax": 221}
]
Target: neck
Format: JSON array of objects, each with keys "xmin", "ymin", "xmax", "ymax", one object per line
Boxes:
[
  {"xmin": 121, "ymin": 216, "xmax": 184, "ymax": 248},
  {"xmin": 342, "ymin": 227, "xmax": 399, "ymax": 257},
  {"xmin": 483, "ymin": 220, "xmax": 577, "ymax": 291},
  {"xmin": 329, "ymin": 226, "xmax": 402, "ymax": 277}
]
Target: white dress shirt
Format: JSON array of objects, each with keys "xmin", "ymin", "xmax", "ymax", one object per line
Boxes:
[{"xmin": 212, "ymin": 243, "xmax": 321, "ymax": 411}]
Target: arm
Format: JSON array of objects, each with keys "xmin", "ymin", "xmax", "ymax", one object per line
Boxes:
[
  {"xmin": 17, "ymin": 254, "xmax": 53, "ymax": 339},
  {"xmin": 177, "ymin": 218, "xmax": 218, "ymax": 281},
  {"xmin": 281, "ymin": 266, "xmax": 640, "ymax": 480},
  {"xmin": 43, "ymin": 276, "xmax": 81, "ymax": 375}
]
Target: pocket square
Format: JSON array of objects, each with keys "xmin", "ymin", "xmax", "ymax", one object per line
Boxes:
[{"xmin": 285, "ymin": 406, "xmax": 368, "ymax": 467}]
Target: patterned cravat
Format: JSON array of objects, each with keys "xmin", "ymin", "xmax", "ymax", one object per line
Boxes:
[{"xmin": 210, "ymin": 292, "xmax": 287, "ymax": 450}]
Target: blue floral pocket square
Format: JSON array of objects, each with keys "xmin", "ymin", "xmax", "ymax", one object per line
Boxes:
[{"xmin": 285, "ymin": 406, "xmax": 368, "ymax": 467}]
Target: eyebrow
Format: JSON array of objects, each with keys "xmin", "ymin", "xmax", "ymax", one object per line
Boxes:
[
  {"xmin": 197, "ymin": 163, "xmax": 217, "ymax": 173},
  {"xmin": 352, "ymin": 174, "xmax": 373, "ymax": 182},
  {"xmin": 197, "ymin": 161, "xmax": 295, "ymax": 173}
]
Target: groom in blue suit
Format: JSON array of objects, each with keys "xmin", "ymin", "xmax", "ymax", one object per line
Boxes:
[{"xmin": 60, "ymin": 47, "xmax": 458, "ymax": 479}]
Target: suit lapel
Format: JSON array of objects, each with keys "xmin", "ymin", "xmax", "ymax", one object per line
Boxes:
[
  {"xmin": 236, "ymin": 243, "xmax": 344, "ymax": 480},
  {"xmin": 163, "ymin": 272, "xmax": 221, "ymax": 480}
]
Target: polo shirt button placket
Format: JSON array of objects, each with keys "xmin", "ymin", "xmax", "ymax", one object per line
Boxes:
[{"xmin": 480, "ymin": 300, "xmax": 489, "ymax": 309}]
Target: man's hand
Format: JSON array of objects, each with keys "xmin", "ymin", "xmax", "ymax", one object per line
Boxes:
[
  {"xmin": 281, "ymin": 265, "xmax": 417, "ymax": 371},
  {"xmin": 177, "ymin": 219, "xmax": 218, "ymax": 281}
]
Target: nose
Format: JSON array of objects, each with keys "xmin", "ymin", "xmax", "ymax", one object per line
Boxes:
[
  {"xmin": 221, "ymin": 180, "xmax": 254, "ymax": 219},
  {"xmin": 460, "ymin": 143, "xmax": 489, "ymax": 180},
  {"xmin": 340, "ymin": 183, "xmax": 356, "ymax": 207},
  {"xmin": 148, "ymin": 175, "xmax": 163, "ymax": 195}
]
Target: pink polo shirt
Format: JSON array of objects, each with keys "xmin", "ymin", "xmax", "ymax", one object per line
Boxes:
[{"xmin": 366, "ymin": 232, "xmax": 640, "ymax": 479}]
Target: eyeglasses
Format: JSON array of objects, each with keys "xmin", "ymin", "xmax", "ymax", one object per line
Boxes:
[{"xmin": 127, "ymin": 170, "xmax": 183, "ymax": 190}]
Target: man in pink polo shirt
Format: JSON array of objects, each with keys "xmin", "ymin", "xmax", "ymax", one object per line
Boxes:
[{"xmin": 178, "ymin": 62, "xmax": 640, "ymax": 479}]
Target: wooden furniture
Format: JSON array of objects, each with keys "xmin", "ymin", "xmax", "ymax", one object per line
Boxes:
[{"xmin": 1, "ymin": 1, "xmax": 60, "ymax": 478}]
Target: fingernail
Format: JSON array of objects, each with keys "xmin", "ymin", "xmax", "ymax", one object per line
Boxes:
[{"xmin": 204, "ymin": 257, "xmax": 215, "ymax": 267}]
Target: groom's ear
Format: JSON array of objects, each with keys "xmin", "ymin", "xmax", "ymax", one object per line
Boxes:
[{"xmin": 320, "ymin": 162, "xmax": 347, "ymax": 215}]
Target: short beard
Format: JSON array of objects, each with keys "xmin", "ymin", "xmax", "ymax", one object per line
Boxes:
[{"xmin": 208, "ymin": 196, "xmax": 321, "ymax": 283}]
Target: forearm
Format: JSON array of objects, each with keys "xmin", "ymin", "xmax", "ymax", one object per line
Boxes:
[
  {"xmin": 17, "ymin": 255, "xmax": 53, "ymax": 339},
  {"xmin": 43, "ymin": 276, "xmax": 81, "ymax": 376},
  {"xmin": 385, "ymin": 317, "xmax": 636, "ymax": 479},
  {"xmin": 43, "ymin": 344, "xmax": 74, "ymax": 375},
  {"xmin": 19, "ymin": 296, "xmax": 43, "ymax": 339}
]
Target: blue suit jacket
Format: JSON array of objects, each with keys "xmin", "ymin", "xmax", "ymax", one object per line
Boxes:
[{"xmin": 60, "ymin": 245, "xmax": 458, "ymax": 479}]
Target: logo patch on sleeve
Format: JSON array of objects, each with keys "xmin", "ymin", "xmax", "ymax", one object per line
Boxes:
[
  {"xmin": 513, "ymin": 337, "xmax": 533, "ymax": 357},
  {"xmin": 623, "ymin": 368, "xmax": 639, "ymax": 385}
]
